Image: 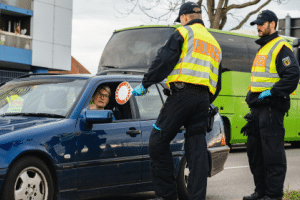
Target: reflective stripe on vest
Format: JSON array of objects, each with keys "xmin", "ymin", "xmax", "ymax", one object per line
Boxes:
[
  {"xmin": 250, "ymin": 37, "xmax": 293, "ymax": 93},
  {"xmin": 166, "ymin": 24, "xmax": 222, "ymax": 95}
]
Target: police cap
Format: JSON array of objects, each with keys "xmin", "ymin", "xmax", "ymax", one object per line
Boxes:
[
  {"xmin": 175, "ymin": 2, "xmax": 202, "ymax": 23},
  {"xmin": 250, "ymin": 10, "xmax": 278, "ymax": 26}
]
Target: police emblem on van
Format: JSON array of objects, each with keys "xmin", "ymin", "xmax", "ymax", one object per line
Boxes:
[{"xmin": 282, "ymin": 56, "xmax": 291, "ymax": 67}]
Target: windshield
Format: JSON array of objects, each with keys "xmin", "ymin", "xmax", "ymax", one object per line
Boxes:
[
  {"xmin": 0, "ymin": 78, "xmax": 87, "ymax": 117},
  {"xmin": 98, "ymin": 27, "xmax": 174, "ymax": 72}
]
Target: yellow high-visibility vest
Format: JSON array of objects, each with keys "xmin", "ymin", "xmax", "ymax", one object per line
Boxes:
[
  {"xmin": 166, "ymin": 23, "xmax": 222, "ymax": 95},
  {"xmin": 6, "ymin": 95, "xmax": 24, "ymax": 113},
  {"xmin": 250, "ymin": 37, "xmax": 294, "ymax": 94}
]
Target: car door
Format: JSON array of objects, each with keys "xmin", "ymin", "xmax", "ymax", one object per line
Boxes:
[
  {"xmin": 130, "ymin": 82, "xmax": 185, "ymax": 181},
  {"xmin": 76, "ymin": 81, "xmax": 143, "ymax": 190}
]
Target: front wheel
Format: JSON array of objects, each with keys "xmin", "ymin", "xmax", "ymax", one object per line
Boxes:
[
  {"xmin": 177, "ymin": 156, "xmax": 189, "ymax": 200},
  {"xmin": 223, "ymin": 120, "xmax": 231, "ymax": 149},
  {"xmin": 1, "ymin": 156, "xmax": 54, "ymax": 200}
]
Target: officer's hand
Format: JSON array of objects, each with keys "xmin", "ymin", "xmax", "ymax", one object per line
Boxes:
[
  {"xmin": 240, "ymin": 123, "xmax": 249, "ymax": 136},
  {"xmin": 132, "ymin": 84, "xmax": 147, "ymax": 96},
  {"xmin": 258, "ymin": 90, "xmax": 271, "ymax": 100}
]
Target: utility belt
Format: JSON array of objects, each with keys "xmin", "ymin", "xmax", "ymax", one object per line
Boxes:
[{"xmin": 170, "ymin": 82, "xmax": 209, "ymax": 93}]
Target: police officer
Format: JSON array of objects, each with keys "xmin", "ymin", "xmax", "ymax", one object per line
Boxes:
[
  {"xmin": 242, "ymin": 10, "xmax": 300, "ymax": 200},
  {"xmin": 132, "ymin": 2, "xmax": 222, "ymax": 200},
  {"xmin": 5, "ymin": 93, "xmax": 24, "ymax": 113}
]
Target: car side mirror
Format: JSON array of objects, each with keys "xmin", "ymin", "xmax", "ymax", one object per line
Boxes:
[
  {"xmin": 293, "ymin": 39, "xmax": 300, "ymax": 47},
  {"xmin": 85, "ymin": 110, "xmax": 113, "ymax": 123}
]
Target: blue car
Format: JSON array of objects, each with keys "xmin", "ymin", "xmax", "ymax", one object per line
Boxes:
[{"xmin": 0, "ymin": 73, "xmax": 229, "ymax": 200}]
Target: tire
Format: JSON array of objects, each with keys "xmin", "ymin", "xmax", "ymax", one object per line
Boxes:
[
  {"xmin": 1, "ymin": 156, "xmax": 54, "ymax": 200},
  {"xmin": 177, "ymin": 156, "xmax": 189, "ymax": 200},
  {"xmin": 223, "ymin": 120, "xmax": 231, "ymax": 148},
  {"xmin": 290, "ymin": 141, "xmax": 300, "ymax": 148}
]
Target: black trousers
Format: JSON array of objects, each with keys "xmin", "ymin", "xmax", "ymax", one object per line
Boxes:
[
  {"xmin": 148, "ymin": 87, "xmax": 209, "ymax": 200},
  {"xmin": 247, "ymin": 105, "xmax": 286, "ymax": 198}
]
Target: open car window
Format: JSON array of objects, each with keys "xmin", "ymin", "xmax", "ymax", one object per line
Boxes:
[{"xmin": 88, "ymin": 82, "xmax": 134, "ymax": 121}]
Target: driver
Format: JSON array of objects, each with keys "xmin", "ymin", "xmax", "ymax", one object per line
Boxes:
[{"xmin": 89, "ymin": 85, "xmax": 116, "ymax": 121}]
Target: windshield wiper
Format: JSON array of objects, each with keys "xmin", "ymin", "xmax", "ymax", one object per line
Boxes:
[{"xmin": 1, "ymin": 113, "xmax": 65, "ymax": 118}]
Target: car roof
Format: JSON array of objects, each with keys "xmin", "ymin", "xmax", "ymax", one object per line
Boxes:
[
  {"xmin": 0, "ymin": 72, "xmax": 146, "ymax": 87},
  {"xmin": 15, "ymin": 71, "xmax": 145, "ymax": 79}
]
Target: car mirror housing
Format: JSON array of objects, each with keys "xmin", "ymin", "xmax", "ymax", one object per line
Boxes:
[
  {"xmin": 85, "ymin": 110, "xmax": 113, "ymax": 124},
  {"xmin": 293, "ymin": 38, "xmax": 300, "ymax": 47}
]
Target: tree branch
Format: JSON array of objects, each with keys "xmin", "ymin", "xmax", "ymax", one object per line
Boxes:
[
  {"xmin": 227, "ymin": 0, "xmax": 260, "ymax": 11},
  {"xmin": 230, "ymin": 0, "xmax": 271, "ymax": 30},
  {"xmin": 219, "ymin": 15, "xmax": 227, "ymax": 30}
]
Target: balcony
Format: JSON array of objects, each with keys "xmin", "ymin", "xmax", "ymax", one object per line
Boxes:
[
  {"xmin": 0, "ymin": 0, "xmax": 31, "ymax": 11},
  {"xmin": 0, "ymin": 31, "xmax": 32, "ymax": 66},
  {"xmin": 0, "ymin": 31, "xmax": 31, "ymax": 50}
]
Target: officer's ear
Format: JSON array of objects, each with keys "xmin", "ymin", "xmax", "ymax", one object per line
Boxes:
[{"xmin": 270, "ymin": 21, "xmax": 276, "ymax": 30}]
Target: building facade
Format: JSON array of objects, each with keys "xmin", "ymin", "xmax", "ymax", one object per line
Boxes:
[
  {"xmin": 0, "ymin": 0, "xmax": 73, "ymax": 83},
  {"xmin": 279, "ymin": 14, "xmax": 300, "ymax": 38}
]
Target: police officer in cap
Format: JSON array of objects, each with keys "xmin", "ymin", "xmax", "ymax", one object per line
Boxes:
[
  {"xmin": 132, "ymin": 2, "xmax": 222, "ymax": 200},
  {"xmin": 242, "ymin": 10, "xmax": 300, "ymax": 200}
]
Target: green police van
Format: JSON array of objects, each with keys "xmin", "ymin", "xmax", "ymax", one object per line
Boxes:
[{"xmin": 98, "ymin": 24, "xmax": 300, "ymax": 148}]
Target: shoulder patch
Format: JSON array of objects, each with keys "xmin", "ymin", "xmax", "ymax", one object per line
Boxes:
[{"xmin": 282, "ymin": 56, "xmax": 291, "ymax": 67}]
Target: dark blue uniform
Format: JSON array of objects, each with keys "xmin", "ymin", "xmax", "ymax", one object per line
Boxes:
[
  {"xmin": 245, "ymin": 31, "xmax": 300, "ymax": 199},
  {"xmin": 142, "ymin": 19, "xmax": 222, "ymax": 200}
]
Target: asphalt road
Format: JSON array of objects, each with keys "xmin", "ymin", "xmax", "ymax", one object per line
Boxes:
[{"xmin": 91, "ymin": 145, "xmax": 300, "ymax": 200}]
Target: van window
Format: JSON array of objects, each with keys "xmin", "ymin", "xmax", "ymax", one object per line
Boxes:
[
  {"xmin": 99, "ymin": 27, "xmax": 174, "ymax": 72},
  {"xmin": 210, "ymin": 32, "xmax": 258, "ymax": 73}
]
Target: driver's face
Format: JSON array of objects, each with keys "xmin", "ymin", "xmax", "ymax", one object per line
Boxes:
[{"xmin": 92, "ymin": 89, "xmax": 110, "ymax": 109}]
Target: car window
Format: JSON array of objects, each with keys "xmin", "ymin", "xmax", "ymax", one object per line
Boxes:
[
  {"xmin": 87, "ymin": 82, "xmax": 133, "ymax": 121},
  {"xmin": 0, "ymin": 78, "xmax": 86, "ymax": 116},
  {"xmin": 134, "ymin": 84, "xmax": 163, "ymax": 120}
]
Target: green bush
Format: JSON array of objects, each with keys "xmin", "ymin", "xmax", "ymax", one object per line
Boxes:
[{"xmin": 283, "ymin": 188, "xmax": 300, "ymax": 200}]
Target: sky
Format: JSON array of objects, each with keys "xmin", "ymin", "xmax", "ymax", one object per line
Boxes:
[{"xmin": 71, "ymin": 0, "xmax": 300, "ymax": 74}]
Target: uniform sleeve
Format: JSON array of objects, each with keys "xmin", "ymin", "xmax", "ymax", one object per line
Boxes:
[
  {"xmin": 142, "ymin": 30, "xmax": 184, "ymax": 89},
  {"xmin": 270, "ymin": 46, "xmax": 300, "ymax": 97}
]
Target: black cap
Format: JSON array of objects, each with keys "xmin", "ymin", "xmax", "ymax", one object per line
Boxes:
[
  {"xmin": 250, "ymin": 10, "xmax": 278, "ymax": 26},
  {"xmin": 175, "ymin": 2, "xmax": 202, "ymax": 23}
]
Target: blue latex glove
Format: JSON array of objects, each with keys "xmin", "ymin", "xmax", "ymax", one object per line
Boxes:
[
  {"xmin": 258, "ymin": 90, "xmax": 272, "ymax": 100},
  {"xmin": 132, "ymin": 84, "xmax": 147, "ymax": 96}
]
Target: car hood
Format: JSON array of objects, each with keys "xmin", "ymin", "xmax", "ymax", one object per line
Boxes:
[{"xmin": 0, "ymin": 116, "xmax": 63, "ymax": 135}]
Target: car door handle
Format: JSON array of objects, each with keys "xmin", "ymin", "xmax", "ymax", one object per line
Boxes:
[{"xmin": 126, "ymin": 130, "xmax": 141, "ymax": 135}]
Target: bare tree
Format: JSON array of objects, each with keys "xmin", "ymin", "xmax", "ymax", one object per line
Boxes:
[{"xmin": 118, "ymin": 0, "xmax": 290, "ymax": 30}]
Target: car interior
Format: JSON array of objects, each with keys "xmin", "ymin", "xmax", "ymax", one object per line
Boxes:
[{"xmin": 91, "ymin": 82, "xmax": 133, "ymax": 121}]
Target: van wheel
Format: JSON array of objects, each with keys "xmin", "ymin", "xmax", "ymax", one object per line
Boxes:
[
  {"xmin": 1, "ymin": 156, "xmax": 54, "ymax": 200},
  {"xmin": 177, "ymin": 156, "xmax": 189, "ymax": 200}
]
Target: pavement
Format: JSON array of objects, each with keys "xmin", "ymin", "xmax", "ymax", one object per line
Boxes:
[{"xmin": 91, "ymin": 144, "xmax": 300, "ymax": 200}]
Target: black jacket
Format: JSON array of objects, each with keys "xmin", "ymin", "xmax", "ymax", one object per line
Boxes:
[
  {"xmin": 246, "ymin": 32, "xmax": 300, "ymax": 112},
  {"xmin": 142, "ymin": 19, "xmax": 222, "ymax": 103}
]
